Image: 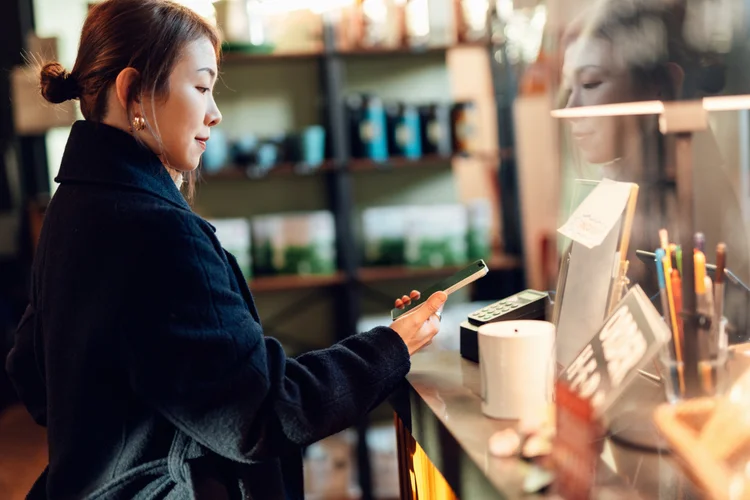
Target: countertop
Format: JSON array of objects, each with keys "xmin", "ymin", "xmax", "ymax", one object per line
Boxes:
[{"xmin": 389, "ymin": 350, "xmax": 703, "ymax": 499}]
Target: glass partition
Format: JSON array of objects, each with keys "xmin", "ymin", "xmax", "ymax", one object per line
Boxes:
[{"xmin": 535, "ymin": 0, "xmax": 750, "ymax": 342}]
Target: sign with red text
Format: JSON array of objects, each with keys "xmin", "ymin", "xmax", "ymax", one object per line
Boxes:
[{"xmin": 552, "ymin": 381, "xmax": 598, "ymax": 499}]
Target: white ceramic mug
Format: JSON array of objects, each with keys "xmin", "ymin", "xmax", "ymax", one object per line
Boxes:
[{"xmin": 478, "ymin": 320, "xmax": 556, "ymax": 420}]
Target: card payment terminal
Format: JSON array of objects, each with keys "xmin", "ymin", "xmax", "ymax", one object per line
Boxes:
[{"xmin": 460, "ymin": 289, "xmax": 549, "ymax": 363}]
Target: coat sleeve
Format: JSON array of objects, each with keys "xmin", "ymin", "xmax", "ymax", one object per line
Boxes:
[
  {"xmin": 5, "ymin": 304, "xmax": 48, "ymax": 426},
  {"xmin": 123, "ymin": 214, "xmax": 410, "ymax": 463}
]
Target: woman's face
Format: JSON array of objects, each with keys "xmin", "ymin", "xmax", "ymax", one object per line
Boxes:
[
  {"xmin": 141, "ymin": 37, "xmax": 222, "ymax": 172},
  {"xmin": 562, "ymin": 35, "xmax": 646, "ymax": 165}
]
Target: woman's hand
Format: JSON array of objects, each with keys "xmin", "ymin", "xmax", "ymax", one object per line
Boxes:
[{"xmin": 390, "ymin": 290, "xmax": 447, "ymax": 356}]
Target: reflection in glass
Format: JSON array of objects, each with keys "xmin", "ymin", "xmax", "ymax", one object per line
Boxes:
[{"xmin": 545, "ymin": 0, "xmax": 750, "ymax": 341}]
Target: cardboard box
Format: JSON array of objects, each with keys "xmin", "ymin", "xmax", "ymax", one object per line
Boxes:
[{"xmin": 252, "ymin": 211, "xmax": 336, "ymax": 276}]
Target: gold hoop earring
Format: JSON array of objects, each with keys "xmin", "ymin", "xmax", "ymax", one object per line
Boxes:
[{"xmin": 131, "ymin": 115, "xmax": 146, "ymax": 132}]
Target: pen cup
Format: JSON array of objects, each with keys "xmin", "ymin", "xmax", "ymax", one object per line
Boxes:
[{"xmin": 660, "ymin": 318, "xmax": 728, "ymax": 403}]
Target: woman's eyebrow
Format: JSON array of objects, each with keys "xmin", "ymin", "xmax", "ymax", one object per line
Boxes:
[{"xmin": 197, "ymin": 67, "xmax": 216, "ymax": 80}]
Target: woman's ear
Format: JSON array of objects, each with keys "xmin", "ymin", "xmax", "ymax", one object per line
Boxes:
[{"xmin": 114, "ymin": 67, "xmax": 141, "ymax": 113}]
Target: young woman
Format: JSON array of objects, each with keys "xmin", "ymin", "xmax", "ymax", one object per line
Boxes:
[{"xmin": 5, "ymin": 1, "xmax": 446, "ymax": 498}]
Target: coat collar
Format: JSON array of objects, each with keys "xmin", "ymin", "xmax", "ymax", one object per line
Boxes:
[{"xmin": 55, "ymin": 120, "xmax": 191, "ymax": 211}]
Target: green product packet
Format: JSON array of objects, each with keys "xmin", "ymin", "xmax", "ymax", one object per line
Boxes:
[{"xmin": 467, "ymin": 227, "xmax": 491, "ymax": 260}]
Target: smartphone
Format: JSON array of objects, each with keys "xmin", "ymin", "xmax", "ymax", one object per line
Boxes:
[{"xmin": 390, "ymin": 259, "xmax": 489, "ymax": 321}]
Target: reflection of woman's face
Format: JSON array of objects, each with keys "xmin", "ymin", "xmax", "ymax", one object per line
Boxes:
[{"xmin": 562, "ymin": 36, "xmax": 648, "ymax": 165}]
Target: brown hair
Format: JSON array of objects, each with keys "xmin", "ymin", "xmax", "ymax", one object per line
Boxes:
[{"xmin": 39, "ymin": 0, "xmax": 221, "ymax": 202}]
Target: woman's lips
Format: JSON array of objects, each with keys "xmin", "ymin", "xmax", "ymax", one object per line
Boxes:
[{"xmin": 195, "ymin": 138, "xmax": 207, "ymax": 150}]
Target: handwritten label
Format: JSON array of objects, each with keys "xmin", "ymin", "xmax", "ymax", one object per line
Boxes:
[{"xmin": 558, "ymin": 179, "xmax": 633, "ymax": 249}]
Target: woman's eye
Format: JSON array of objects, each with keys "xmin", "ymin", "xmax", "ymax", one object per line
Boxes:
[
  {"xmin": 582, "ymin": 81, "xmax": 602, "ymax": 90},
  {"xmin": 197, "ymin": 87, "xmax": 210, "ymax": 94}
]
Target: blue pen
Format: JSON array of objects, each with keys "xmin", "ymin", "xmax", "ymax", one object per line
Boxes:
[{"xmin": 655, "ymin": 248, "xmax": 671, "ymax": 325}]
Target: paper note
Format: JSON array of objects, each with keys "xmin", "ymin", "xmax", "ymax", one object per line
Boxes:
[
  {"xmin": 556, "ymin": 221, "xmax": 622, "ymax": 366},
  {"xmin": 557, "ymin": 179, "xmax": 633, "ymax": 249}
]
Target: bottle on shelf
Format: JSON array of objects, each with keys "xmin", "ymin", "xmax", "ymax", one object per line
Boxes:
[
  {"xmin": 454, "ymin": 0, "xmax": 491, "ymax": 44},
  {"xmin": 385, "ymin": 102, "xmax": 423, "ymax": 160},
  {"xmin": 359, "ymin": 0, "xmax": 389, "ymax": 48},
  {"xmin": 403, "ymin": 0, "xmax": 431, "ymax": 48},
  {"xmin": 347, "ymin": 94, "xmax": 389, "ymax": 162},
  {"xmin": 202, "ymin": 128, "xmax": 230, "ymax": 173},
  {"xmin": 418, "ymin": 103, "xmax": 453, "ymax": 157},
  {"xmin": 451, "ymin": 100, "xmax": 479, "ymax": 155}
]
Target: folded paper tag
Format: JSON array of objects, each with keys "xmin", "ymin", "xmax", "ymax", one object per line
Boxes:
[{"xmin": 558, "ymin": 179, "xmax": 633, "ymax": 249}]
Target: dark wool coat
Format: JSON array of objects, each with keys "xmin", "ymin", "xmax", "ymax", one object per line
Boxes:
[{"xmin": 6, "ymin": 121, "xmax": 410, "ymax": 499}]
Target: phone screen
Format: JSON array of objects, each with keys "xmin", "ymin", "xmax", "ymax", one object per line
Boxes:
[{"xmin": 390, "ymin": 259, "xmax": 488, "ymax": 320}]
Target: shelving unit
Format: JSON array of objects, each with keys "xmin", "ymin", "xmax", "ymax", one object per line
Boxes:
[
  {"xmin": 244, "ymin": 253, "xmax": 521, "ymax": 293},
  {"xmin": 200, "ymin": 23, "xmax": 523, "ymax": 500},
  {"xmin": 347, "ymin": 153, "xmax": 496, "ymax": 171},
  {"xmin": 219, "ymin": 42, "xmax": 492, "ymax": 64},
  {"xmin": 221, "ymin": 49, "xmax": 323, "ymax": 63},
  {"xmin": 356, "ymin": 253, "xmax": 521, "ymax": 284},
  {"xmin": 200, "ymin": 154, "xmax": 499, "ymax": 181},
  {"xmin": 248, "ymin": 271, "xmax": 347, "ymax": 293},
  {"xmin": 336, "ymin": 42, "xmax": 489, "ymax": 57},
  {"xmin": 201, "ymin": 152, "xmax": 501, "ymax": 182},
  {"xmin": 348, "ymin": 155, "xmax": 452, "ymax": 172},
  {"xmin": 201, "ymin": 161, "xmax": 336, "ymax": 180}
]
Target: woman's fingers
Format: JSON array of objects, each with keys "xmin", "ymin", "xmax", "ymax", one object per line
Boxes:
[
  {"xmin": 395, "ymin": 295, "xmax": 412, "ymax": 309},
  {"xmin": 394, "ymin": 290, "xmax": 421, "ymax": 309}
]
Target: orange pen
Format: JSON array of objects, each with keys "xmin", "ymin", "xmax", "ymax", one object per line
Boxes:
[{"xmin": 671, "ymin": 268, "xmax": 683, "ymax": 346}]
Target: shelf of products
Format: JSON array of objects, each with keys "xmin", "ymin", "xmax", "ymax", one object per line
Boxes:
[
  {"xmin": 356, "ymin": 253, "xmax": 522, "ymax": 284},
  {"xmin": 200, "ymin": 153, "xmax": 500, "ymax": 181},
  {"xmin": 337, "ymin": 42, "xmax": 490, "ymax": 58},
  {"xmin": 349, "ymin": 153, "xmax": 499, "ymax": 172},
  {"xmin": 200, "ymin": 161, "xmax": 336, "ymax": 181},
  {"xmin": 221, "ymin": 50, "xmax": 323, "ymax": 64},
  {"xmin": 249, "ymin": 272, "xmax": 347, "ymax": 293},
  {"xmin": 220, "ymin": 43, "xmax": 491, "ymax": 64},
  {"xmin": 349, "ymin": 155, "xmax": 452, "ymax": 172}
]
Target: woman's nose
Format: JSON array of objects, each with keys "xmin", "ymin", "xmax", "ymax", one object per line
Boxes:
[
  {"xmin": 207, "ymin": 98, "xmax": 222, "ymax": 127},
  {"xmin": 566, "ymin": 88, "xmax": 581, "ymax": 108}
]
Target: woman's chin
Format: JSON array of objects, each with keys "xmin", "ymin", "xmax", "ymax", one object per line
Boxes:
[{"xmin": 173, "ymin": 158, "xmax": 201, "ymax": 172}]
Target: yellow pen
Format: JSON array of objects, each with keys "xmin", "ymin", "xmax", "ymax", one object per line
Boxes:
[
  {"xmin": 695, "ymin": 251, "xmax": 707, "ymax": 298},
  {"xmin": 695, "ymin": 250, "xmax": 714, "ymax": 392}
]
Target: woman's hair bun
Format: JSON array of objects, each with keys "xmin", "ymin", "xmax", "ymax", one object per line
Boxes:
[{"xmin": 40, "ymin": 62, "xmax": 80, "ymax": 104}]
